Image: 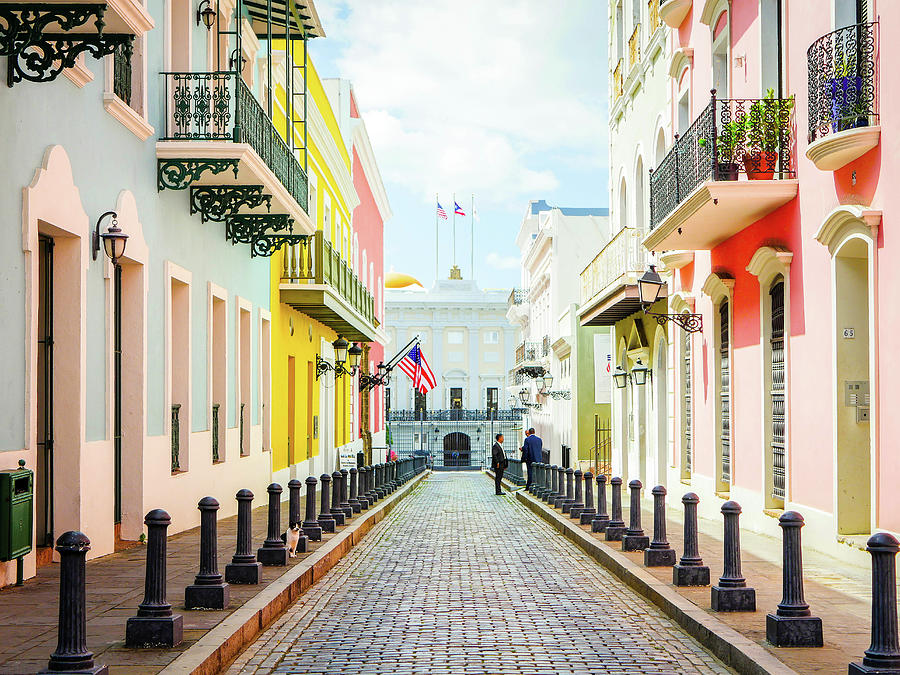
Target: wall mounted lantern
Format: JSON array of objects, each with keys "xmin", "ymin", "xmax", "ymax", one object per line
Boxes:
[
  {"xmin": 316, "ymin": 335, "xmax": 359, "ymax": 380},
  {"xmin": 637, "ymin": 265, "xmax": 703, "ymax": 333},
  {"xmin": 631, "ymin": 359, "xmax": 649, "ymax": 386},
  {"xmin": 518, "ymin": 387, "xmax": 542, "ymax": 410},
  {"xmin": 197, "ymin": 0, "xmax": 216, "ymax": 29},
  {"xmin": 92, "ymin": 211, "xmax": 128, "ymax": 264},
  {"xmin": 613, "ymin": 365, "xmax": 629, "ymax": 389}
]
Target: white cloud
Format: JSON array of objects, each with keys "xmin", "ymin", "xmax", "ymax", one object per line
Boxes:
[
  {"xmin": 316, "ymin": 1, "xmax": 607, "ymax": 208},
  {"xmin": 485, "ymin": 252, "xmax": 521, "ymax": 270}
]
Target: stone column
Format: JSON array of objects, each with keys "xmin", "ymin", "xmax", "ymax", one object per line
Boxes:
[
  {"xmin": 338, "ymin": 469, "xmax": 353, "ymax": 518},
  {"xmin": 569, "ymin": 469, "xmax": 585, "ymax": 518},
  {"xmin": 591, "ymin": 474, "xmax": 610, "ymax": 532},
  {"xmin": 673, "ymin": 492, "xmax": 709, "ymax": 586},
  {"xmin": 604, "ymin": 477, "xmax": 626, "ymax": 541},
  {"xmin": 766, "ymin": 511, "xmax": 823, "ymax": 647},
  {"xmin": 623, "ymin": 479, "xmax": 650, "ymax": 551},
  {"xmin": 302, "ymin": 477, "xmax": 323, "ymax": 541},
  {"xmin": 850, "ymin": 532, "xmax": 900, "ymax": 673},
  {"xmin": 318, "ymin": 473, "xmax": 336, "ymax": 533},
  {"xmin": 348, "ymin": 467, "xmax": 362, "ymax": 513},
  {"xmin": 185, "ymin": 497, "xmax": 230, "ymax": 609},
  {"xmin": 288, "ymin": 479, "xmax": 303, "ymax": 526},
  {"xmin": 578, "ymin": 471, "xmax": 597, "ymax": 524},
  {"xmin": 257, "ymin": 483, "xmax": 289, "ymax": 566},
  {"xmin": 40, "ymin": 531, "xmax": 107, "ymax": 674},
  {"xmin": 126, "ymin": 510, "xmax": 183, "ymax": 647},
  {"xmin": 711, "ymin": 501, "xmax": 756, "ymax": 611},
  {"xmin": 330, "ymin": 471, "xmax": 346, "ymax": 525},
  {"xmin": 644, "ymin": 486, "xmax": 675, "ymax": 566}
]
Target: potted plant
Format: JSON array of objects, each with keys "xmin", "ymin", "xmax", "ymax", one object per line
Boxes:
[
  {"xmin": 699, "ymin": 120, "xmax": 744, "ymax": 181},
  {"xmin": 743, "ymin": 88, "xmax": 793, "ymax": 179},
  {"xmin": 829, "ymin": 53, "xmax": 868, "ymax": 133}
]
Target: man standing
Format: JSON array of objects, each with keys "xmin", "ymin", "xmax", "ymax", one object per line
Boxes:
[
  {"xmin": 491, "ymin": 433, "xmax": 507, "ymax": 495},
  {"xmin": 522, "ymin": 428, "xmax": 543, "ymax": 489}
]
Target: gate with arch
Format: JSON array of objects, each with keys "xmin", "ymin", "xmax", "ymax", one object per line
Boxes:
[{"xmin": 443, "ymin": 432, "xmax": 471, "ymax": 467}]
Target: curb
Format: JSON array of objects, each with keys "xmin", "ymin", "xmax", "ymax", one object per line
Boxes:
[
  {"xmin": 161, "ymin": 470, "xmax": 430, "ymax": 675},
  {"xmin": 488, "ymin": 471, "xmax": 797, "ymax": 675}
]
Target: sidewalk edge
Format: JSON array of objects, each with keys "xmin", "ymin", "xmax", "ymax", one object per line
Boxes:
[
  {"xmin": 161, "ymin": 471, "xmax": 430, "ymax": 675},
  {"xmin": 490, "ymin": 472, "xmax": 797, "ymax": 675}
]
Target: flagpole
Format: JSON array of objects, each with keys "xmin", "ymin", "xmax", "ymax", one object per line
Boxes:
[
  {"xmin": 452, "ymin": 191, "xmax": 456, "ymax": 269},
  {"xmin": 435, "ymin": 193, "xmax": 439, "ymax": 284},
  {"xmin": 470, "ymin": 193, "xmax": 475, "ymax": 282}
]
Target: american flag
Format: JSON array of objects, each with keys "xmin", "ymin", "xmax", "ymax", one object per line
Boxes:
[
  {"xmin": 397, "ymin": 344, "xmax": 437, "ymax": 394},
  {"xmin": 454, "ymin": 201, "xmax": 466, "ymax": 216},
  {"xmin": 436, "ymin": 202, "xmax": 448, "ymax": 220}
]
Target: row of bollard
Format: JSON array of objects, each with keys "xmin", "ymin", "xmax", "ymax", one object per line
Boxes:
[
  {"xmin": 41, "ymin": 458, "xmax": 426, "ymax": 674},
  {"xmin": 525, "ymin": 463, "xmax": 900, "ymax": 670}
]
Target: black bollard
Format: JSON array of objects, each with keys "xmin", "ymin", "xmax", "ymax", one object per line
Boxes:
[
  {"xmin": 126, "ymin": 510, "xmax": 183, "ymax": 647},
  {"xmin": 711, "ymin": 501, "xmax": 756, "ymax": 611},
  {"xmin": 552, "ymin": 466, "xmax": 565, "ymax": 508},
  {"xmin": 766, "ymin": 511, "xmax": 823, "ymax": 647},
  {"xmin": 850, "ymin": 532, "xmax": 900, "ymax": 673},
  {"xmin": 622, "ymin": 479, "xmax": 650, "ymax": 551},
  {"xmin": 570, "ymin": 469, "xmax": 585, "ymax": 518},
  {"xmin": 302, "ymin": 477, "xmax": 323, "ymax": 541},
  {"xmin": 330, "ymin": 471, "xmax": 346, "ymax": 526},
  {"xmin": 580, "ymin": 471, "xmax": 597, "ymax": 524},
  {"xmin": 545, "ymin": 465, "xmax": 558, "ymax": 503},
  {"xmin": 605, "ymin": 477, "xmax": 626, "ymax": 541},
  {"xmin": 358, "ymin": 466, "xmax": 371, "ymax": 509},
  {"xmin": 535, "ymin": 464, "xmax": 547, "ymax": 498},
  {"xmin": 367, "ymin": 464, "xmax": 378, "ymax": 502},
  {"xmin": 40, "ymin": 531, "xmax": 107, "ymax": 675},
  {"xmin": 318, "ymin": 474, "xmax": 337, "ymax": 533},
  {"xmin": 185, "ymin": 497, "xmax": 231, "ymax": 609},
  {"xmin": 339, "ymin": 469, "xmax": 353, "ymax": 518},
  {"xmin": 257, "ymin": 483, "xmax": 289, "ymax": 566},
  {"xmin": 349, "ymin": 467, "xmax": 362, "ymax": 513},
  {"xmin": 644, "ymin": 486, "xmax": 676, "ymax": 566},
  {"xmin": 561, "ymin": 468, "xmax": 576, "ymax": 512},
  {"xmin": 673, "ymin": 493, "xmax": 710, "ymax": 586},
  {"xmin": 225, "ymin": 490, "xmax": 262, "ymax": 584},
  {"xmin": 591, "ymin": 474, "xmax": 610, "ymax": 532},
  {"xmin": 288, "ymin": 479, "xmax": 303, "ymax": 527}
]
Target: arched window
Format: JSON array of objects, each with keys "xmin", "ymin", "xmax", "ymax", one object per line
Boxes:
[
  {"xmin": 635, "ymin": 156, "xmax": 645, "ymax": 231},
  {"xmin": 619, "ymin": 177, "xmax": 628, "ymax": 230},
  {"xmin": 655, "ymin": 128, "xmax": 666, "ymax": 167},
  {"xmin": 712, "ymin": 10, "xmax": 730, "ymax": 96}
]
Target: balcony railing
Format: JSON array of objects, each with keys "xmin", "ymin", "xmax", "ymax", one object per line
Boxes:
[
  {"xmin": 171, "ymin": 404, "xmax": 181, "ymax": 473},
  {"xmin": 281, "ymin": 230, "xmax": 376, "ymax": 326},
  {"xmin": 508, "ymin": 288, "xmax": 529, "ymax": 307},
  {"xmin": 628, "ymin": 24, "xmax": 641, "ymax": 68},
  {"xmin": 648, "ymin": 0, "xmax": 661, "ymax": 34},
  {"xmin": 613, "ymin": 59, "xmax": 624, "ymax": 101},
  {"xmin": 160, "ymin": 71, "xmax": 308, "ymax": 212},
  {"xmin": 113, "ymin": 41, "xmax": 132, "ymax": 105},
  {"xmin": 650, "ymin": 91, "xmax": 795, "ymax": 230},
  {"xmin": 515, "ymin": 340, "xmax": 541, "ymax": 365},
  {"xmin": 807, "ymin": 21, "xmax": 879, "ymax": 144},
  {"xmin": 541, "ymin": 334, "xmax": 551, "ymax": 358},
  {"xmin": 388, "ymin": 409, "xmax": 523, "ymax": 422},
  {"xmin": 580, "ymin": 227, "xmax": 646, "ymax": 304}
]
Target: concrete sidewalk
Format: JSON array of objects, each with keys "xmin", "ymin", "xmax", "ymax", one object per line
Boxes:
[
  {"xmin": 493, "ymin": 471, "xmax": 884, "ymax": 675},
  {"xmin": 0, "ymin": 473, "xmax": 427, "ymax": 675}
]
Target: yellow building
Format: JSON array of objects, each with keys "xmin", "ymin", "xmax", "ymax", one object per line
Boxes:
[{"xmin": 268, "ymin": 28, "xmax": 382, "ymax": 482}]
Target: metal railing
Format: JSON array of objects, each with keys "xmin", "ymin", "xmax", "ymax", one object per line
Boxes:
[
  {"xmin": 650, "ymin": 91, "xmax": 795, "ymax": 229},
  {"xmin": 281, "ymin": 231, "xmax": 376, "ymax": 326},
  {"xmin": 388, "ymin": 409, "xmax": 523, "ymax": 422},
  {"xmin": 212, "ymin": 403, "xmax": 220, "ymax": 463},
  {"xmin": 515, "ymin": 340, "xmax": 541, "ymax": 365},
  {"xmin": 648, "ymin": 0, "xmax": 661, "ymax": 35},
  {"xmin": 628, "ymin": 24, "xmax": 641, "ymax": 68},
  {"xmin": 113, "ymin": 42, "xmax": 132, "ymax": 105},
  {"xmin": 160, "ymin": 72, "xmax": 308, "ymax": 212},
  {"xmin": 508, "ymin": 288, "xmax": 529, "ymax": 307},
  {"xmin": 613, "ymin": 59, "xmax": 624, "ymax": 101},
  {"xmin": 171, "ymin": 404, "xmax": 181, "ymax": 473},
  {"xmin": 541, "ymin": 334, "xmax": 551, "ymax": 358},
  {"xmin": 807, "ymin": 21, "xmax": 878, "ymax": 144},
  {"xmin": 580, "ymin": 227, "xmax": 647, "ymax": 304}
]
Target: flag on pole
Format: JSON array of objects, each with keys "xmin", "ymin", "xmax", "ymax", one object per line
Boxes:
[
  {"xmin": 437, "ymin": 202, "xmax": 448, "ymax": 220},
  {"xmin": 397, "ymin": 344, "xmax": 437, "ymax": 394},
  {"xmin": 454, "ymin": 201, "xmax": 466, "ymax": 216}
]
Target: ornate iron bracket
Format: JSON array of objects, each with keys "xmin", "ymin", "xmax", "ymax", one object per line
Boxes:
[
  {"xmin": 157, "ymin": 158, "xmax": 240, "ymax": 191},
  {"xmin": 544, "ymin": 390, "xmax": 571, "ymax": 401},
  {"xmin": 647, "ymin": 311, "xmax": 703, "ymax": 334},
  {"xmin": 520, "ymin": 365, "xmax": 546, "ymax": 379},
  {"xmin": 189, "ymin": 185, "xmax": 272, "ymax": 222},
  {"xmin": 225, "ymin": 213, "xmax": 303, "ymax": 258}
]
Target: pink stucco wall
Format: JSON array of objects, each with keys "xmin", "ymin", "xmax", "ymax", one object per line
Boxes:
[{"xmin": 669, "ymin": 1, "xmax": 897, "ymax": 529}]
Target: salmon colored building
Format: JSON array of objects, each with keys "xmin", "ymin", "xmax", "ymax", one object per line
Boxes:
[{"xmin": 636, "ymin": 0, "xmax": 890, "ymax": 559}]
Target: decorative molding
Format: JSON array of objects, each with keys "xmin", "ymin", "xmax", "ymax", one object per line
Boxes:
[
  {"xmin": 668, "ymin": 47, "xmax": 694, "ymax": 79},
  {"xmin": 814, "ymin": 205, "xmax": 882, "ymax": 256},
  {"xmin": 668, "ymin": 291, "xmax": 696, "ymax": 314},
  {"xmin": 701, "ymin": 272, "xmax": 734, "ymax": 304},
  {"xmin": 307, "ymin": 92, "xmax": 360, "ymax": 212},
  {"xmin": 660, "ymin": 0, "xmax": 692, "ymax": 28},
  {"xmin": 103, "ymin": 93, "xmax": 154, "ymax": 141},
  {"xmin": 699, "ymin": 0, "xmax": 729, "ymax": 26},
  {"xmin": 805, "ymin": 126, "xmax": 881, "ymax": 172},
  {"xmin": 746, "ymin": 246, "xmax": 792, "ymax": 286},
  {"xmin": 659, "ymin": 250, "xmax": 694, "ymax": 270}
]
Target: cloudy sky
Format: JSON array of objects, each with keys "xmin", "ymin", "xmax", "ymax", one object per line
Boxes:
[{"xmin": 309, "ymin": 1, "xmax": 608, "ymax": 290}]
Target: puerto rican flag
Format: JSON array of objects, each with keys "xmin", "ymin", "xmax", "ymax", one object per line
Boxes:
[
  {"xmin": 397, "ymin": 344, "xmax": 437, "ymax": 395},
  {"xmin": 454, "ymin": 201, "xmax": 466, "ymax": 216}
]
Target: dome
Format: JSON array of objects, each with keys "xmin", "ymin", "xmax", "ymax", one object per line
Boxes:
[{"xmin": 385, "ymin": 271, "xmax": 424, "ymax": 289}]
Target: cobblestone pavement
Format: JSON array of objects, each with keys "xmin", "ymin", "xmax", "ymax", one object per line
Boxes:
[{"xmin": 228, "ymin": 473, "xmax": 731, "ymax": 674}]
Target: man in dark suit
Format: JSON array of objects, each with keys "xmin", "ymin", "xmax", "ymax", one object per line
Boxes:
[
  {"xmin": 491, "ymin": 433, "xmax": 507, "ymax": 495},
  {"xmin": 521, "ymin": 428, "xmax": 543, "ymax": 489}
]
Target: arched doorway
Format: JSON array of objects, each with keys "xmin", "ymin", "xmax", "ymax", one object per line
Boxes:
[{"xmin": 443, "ymin": 432, "xmax": 470, "ymax": 468}]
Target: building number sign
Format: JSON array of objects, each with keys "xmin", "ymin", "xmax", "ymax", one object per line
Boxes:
[{"xmin": 843, "ymin": 328, "xmax": 855, "ymax": 339}]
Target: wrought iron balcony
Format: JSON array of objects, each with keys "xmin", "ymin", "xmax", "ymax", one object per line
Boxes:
[
  {"xmin": 541, "ymin": 334, "xmax": 551, "ymax": 358},
  {"xmin": 508, "ymin": 288, "xmax": 529, "ymax": 306},
  {"xmin": 645, "ymin": 90, "xmax": 798, "ymax": 252},
  {"xmin": 807, "ymin": 22, "xmax": 880, "ymax": 170},
  {"xmin": 515, "ymin": 340, "xmax": 541, "ymax": 366},
  {"xmin": 112, "ymin": 40, "xmax": 132, "ymax": 105},
  {"xmin": 280, "ymin": 231, "xmax": 378, "ymax": 342}
]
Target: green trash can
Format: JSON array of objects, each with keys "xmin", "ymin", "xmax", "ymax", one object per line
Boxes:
[{"xmin": 0, "ymin": 460, "xmax": 33, "ymax": 585}]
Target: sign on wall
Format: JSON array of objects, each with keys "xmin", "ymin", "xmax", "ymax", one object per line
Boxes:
[{"xmin": 593, "ymin": 332, "xmax": 612, "ymax": 405}]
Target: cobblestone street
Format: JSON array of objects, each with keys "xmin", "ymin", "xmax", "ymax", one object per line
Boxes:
[{"xmin": 228, "ymin": 473, "xmax": 731, "ymax": 674}]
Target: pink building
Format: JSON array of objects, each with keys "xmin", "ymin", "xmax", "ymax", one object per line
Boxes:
[{"xmin": 643, "ymin": 0, "xmax": 889, "ymax": 557}]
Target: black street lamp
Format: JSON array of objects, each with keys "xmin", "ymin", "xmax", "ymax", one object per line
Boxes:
[
  {"xmin": 316, "ymin": 335, "xmax": 354, "ymax": 380},
  {"xmin": 347, "ymin": 342, "xmax": 362, "ymax": 376},
  {"xmin": 637, "ymin": 265, "xmax": 703, "ymax": 333}
]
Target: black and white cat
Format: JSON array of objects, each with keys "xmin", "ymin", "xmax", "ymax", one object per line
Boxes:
[{"xmin": 281, "ymin": 523, "xmax": 302, "ymax": 558}]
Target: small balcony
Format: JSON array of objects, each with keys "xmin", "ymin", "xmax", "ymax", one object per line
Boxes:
[
  {"xmin": 806, "ymin": 21, "xmax": 880, "ymax": 171},
  {"xmin": 645, "ymin": 91, "xmax": 799, "ymax": 252},
  {"xmin": 648, "ymin": 0, "xmax": 661, "ymax": 35},
  {"xmin": 280, "ymin": 231, "xmax": 378, "ymax": 342},
  {"xmin": 506, "ymin": 287, "xmax": 529, "ymax": 325},
  {"xmin": 157, "ymin": 71, "xmax": 313, "ymax": 254},
  {"xmin": 659, "ymin": 0, "xmax": 691, "ymax": 28},
  {"xmin": 579, "ymin": 227, "xmax": 652, "ymax": 326},
  {"xmin": 628, "ymin": 24, "xmax": 641, "ymax": 69},
  {"xmin": 613, "ymin": 59, "xmax": 624, "ymax": 103}
]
